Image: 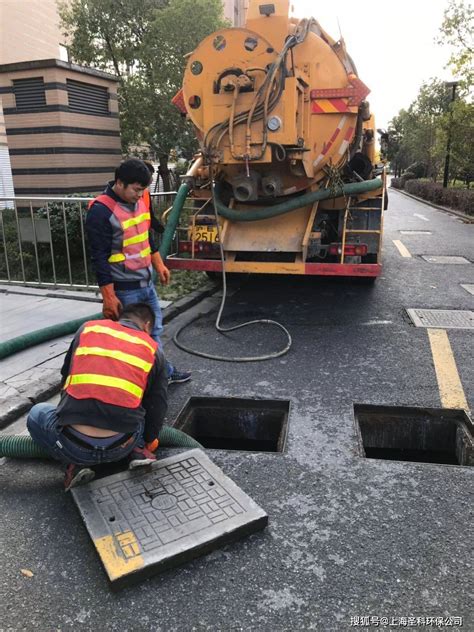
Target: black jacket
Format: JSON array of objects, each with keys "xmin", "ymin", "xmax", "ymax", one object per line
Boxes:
[{"xmin": 86, "ymin": 183, "xmax": 163, "ymax": 287}]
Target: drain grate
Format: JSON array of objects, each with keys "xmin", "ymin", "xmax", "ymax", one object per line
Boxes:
[
  {"xmin": 174, "ymin": 397, "xmax": 290, "ymax": 452},
  {"xmin": 461, "ymin": 284, "xmax": 474, "ymax": 296},
  {"xmin": 72, "ymin": 449, "xmax": 268, "ymax": 589},
  {"xmin": 354, "ymin": 405, "xmax": 474, "ymax": 466},
  {"xmin": 406, "ymin": 308, "xmax": 474, "ymax": 329},
  {"xmin": 400, "ymin": 230, "xmax": 432, "ymax": 235},
  {"xmin": 421, "ymin": 255, "xmax": 471, "ymax": 264}
]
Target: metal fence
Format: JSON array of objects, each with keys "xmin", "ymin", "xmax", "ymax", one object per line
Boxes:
[{"xmin": 0, "ymin": 192, "xmax": 177, "ymax": 291}]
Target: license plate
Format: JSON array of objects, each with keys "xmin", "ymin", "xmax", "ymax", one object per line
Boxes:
[{"xmin": 189, "ymin": 224, "xmax": 219, "ymax": 243}]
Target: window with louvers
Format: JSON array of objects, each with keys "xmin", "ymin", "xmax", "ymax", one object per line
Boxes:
[
  {"xmin": 13, "ymin": 77, "xmax": 47, "ymax": 109},
  {"xmin": 67, "ymin": 79, "xmax": 109, "ymax": 115}
]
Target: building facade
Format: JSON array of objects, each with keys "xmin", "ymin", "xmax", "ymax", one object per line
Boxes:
[
  {"xmin": 223, "ymin": 0, "xmax": 249, "ymax": 26},
  {"xmin": 0, "ymin": 60, "xmax": 121, "ymax": 194},
  {"xmin": 0, "ymin": 100, "xmax": 15, "ymax": 206},
  {"xmin": 0, "ymin": 0, "xmax": 69, "ymax": 65},
  {"xmin": 0, "ymin": 0, "xmax": 120, "ymax": 196}
]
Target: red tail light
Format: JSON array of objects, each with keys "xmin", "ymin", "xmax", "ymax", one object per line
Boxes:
[
  {"xmin": 328, "ymin": 243, "xmax": 368, "ymax": 256},
  {"xmin": 178, "ymin": 241, "xmax": 219, "ymax": 255}
]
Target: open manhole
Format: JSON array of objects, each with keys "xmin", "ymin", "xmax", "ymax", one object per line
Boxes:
[
  {"xmin": 174, "ymin": 397, "xmax": 290, "ymax": 452},
  {"xmin": 354, "ymin": 405, "xmax": 474, "ymax": 466}
]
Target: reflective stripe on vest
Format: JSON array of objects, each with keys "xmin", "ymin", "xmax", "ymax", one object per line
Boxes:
[
  {"xmin": 65, "ymin": 373, "xmax": 144, "ymax": 400},
  {"xmin": 74, "ymin": 346, "xmax": 153, "ymax": 372},
  {"xmin": 66, "ymin": 319, "xmax": 158, "ymax": 408},
  {"xmin": 90, "ymin": 194, "xmax": 152, "ymax": 271},
  {"xmin": 108, "ymin": 246, "xmax": 151, "ymax": 263},
  {"xmin": 123, "ymin": 230, "xmax": 148, "ymax": 247},
  {"xmin": 122, "ymin": 212, "xmax": 150, "ymax": 229},
  {"xmin": 82, "ymin": 323, "xmax": 156, "ymax": 354}
]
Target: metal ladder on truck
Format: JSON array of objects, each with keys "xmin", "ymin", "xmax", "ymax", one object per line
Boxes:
[{"xmin": 339, "ymin": 193, "xmax": 384, "ymax": 264}]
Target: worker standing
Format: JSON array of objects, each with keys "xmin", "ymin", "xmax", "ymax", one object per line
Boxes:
[
  {"xmin": 86, "ymin": 158, "xmax": 191, "ymax": 385},
  {"xmin": 27, "ymin": 303, "xmax": 167, "ymax": 491}
]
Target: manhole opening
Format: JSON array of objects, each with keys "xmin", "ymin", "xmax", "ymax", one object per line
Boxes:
[
  {"xmin": 174, "ymin": 397, "xmax": 290, "ymax": 452},
  {"xmin": 354, "ymin": 405, "xmax": 473, "ymax": 466}
]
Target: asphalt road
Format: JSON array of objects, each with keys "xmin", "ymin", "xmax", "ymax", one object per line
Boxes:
[{"xmin": 0, "ymin": 189, "xmax": 473, "ymax": 631}]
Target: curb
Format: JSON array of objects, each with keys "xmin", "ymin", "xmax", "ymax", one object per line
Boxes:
[
  {"xmin": 162, "ymin": 282, "xmax": 218, "ymax": 324},
  {"xmin": 391, "ymin": 187, "xmax": 474, "ymax": 223},
  {"xmin": 0, "ymin": 282, "xmax": 219, "ymax": 430}
]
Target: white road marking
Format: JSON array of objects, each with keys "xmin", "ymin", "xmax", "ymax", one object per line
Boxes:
[
  {"xmin": 392, "ymin": 240, "xmax": 412, "ymax": 258},
  {"xmin": 361, "ymin": 320, "xmax": 393, "ymax": 326},
  {"xmin": 414, "ymin": 213, "xmax": 429, "ymax": 221}
]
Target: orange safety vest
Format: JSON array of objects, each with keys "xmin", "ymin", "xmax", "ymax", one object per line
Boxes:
[
  {"xmin": 143, "ymin": 188, "xmax": 151, "ymax": 211},
  {"xmin": 65, "ymin": 319, "xmax": 158, "ymax": 409},
  {"xmin": 91, "ymin": 194, "xmax": 152, "ymax": 271}
]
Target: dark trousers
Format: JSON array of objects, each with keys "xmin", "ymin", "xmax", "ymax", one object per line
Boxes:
[{"xmin": 27, "ymin": 403, "xmax": 143, "ymax": 467}]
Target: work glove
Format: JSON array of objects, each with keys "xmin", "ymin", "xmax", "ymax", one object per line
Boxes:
[
  {"xmin": 151, "ymin": 252, "xmax": 170, "ymax": 285},
  {"xmin": 145, "ymin": 438, "xmax": 159, "ymax": 453},
  {"xmin": 99, "ymin": 283, "xmax": 122, "ymax": 320}
]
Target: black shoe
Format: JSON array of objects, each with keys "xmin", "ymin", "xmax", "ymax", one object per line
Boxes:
[
  {"xmin": 64, "ymin": 464, "xmax": 95, "ymax": 492},
  {"xmin": 168, "ymin": 369, "xmax": 192, "ymax": 385},
  {"xmin": 128, "ymin": 446, "xmax": 157, "ymax": 470}
]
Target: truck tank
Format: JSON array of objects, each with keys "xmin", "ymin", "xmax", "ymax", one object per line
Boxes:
[{"xmin": 167, "ymin": 0, "xmax": 387, "ymax": 278}]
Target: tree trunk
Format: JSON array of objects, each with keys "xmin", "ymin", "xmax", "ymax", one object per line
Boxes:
[{"xmin": 158, "ymin": 155, "xmax": 171, "ymax": 192}]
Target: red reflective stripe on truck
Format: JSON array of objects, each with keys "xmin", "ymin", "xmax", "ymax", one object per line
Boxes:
[{"xmin": 165, "ymin": 257, "xmax": 381, "ymax": 277}]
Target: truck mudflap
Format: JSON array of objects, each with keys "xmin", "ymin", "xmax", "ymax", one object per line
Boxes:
[{"xmin": 166, "ymin": 257, "xmax": 382, "ymax": 277}]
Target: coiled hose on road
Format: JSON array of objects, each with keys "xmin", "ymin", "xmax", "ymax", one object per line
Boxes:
[
  {"xmin": 162, "ymin": 177, "xmax": 383, "ymax": 362},
  {"xmin": 0, "ymin": 177, "xmax": 382, "ymax": 362},
  {"xmin": 0, "ymin": 426, "xmax": 202, "ymax": 459}
]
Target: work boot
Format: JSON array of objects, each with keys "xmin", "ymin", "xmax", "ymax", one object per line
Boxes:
[
  {"xmin": 168, "ymin": 369, "xmax": 192, "ymax": 385},
  {"xmin": 64, "ymin": 463, "xmax": 95, "ymax": 492},
  {"xmin": 128, "ymin": 446, "xmax": 157, "ymax": 470}
]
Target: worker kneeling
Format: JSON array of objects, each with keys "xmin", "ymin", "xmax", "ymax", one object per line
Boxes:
[{"xmin": 27, "ymin": 303, "xmax": 167, "ymax": 491}]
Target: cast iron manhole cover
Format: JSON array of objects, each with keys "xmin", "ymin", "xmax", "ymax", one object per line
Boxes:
[
  {"xmin": 72, "ymin": 449, "xmax": 268, "ymax": 589},
  {"xmin": 400, "ymin": 230, "xmax": 432, "ymax": 235},
  {"xmin": 461, "ymin": 284, "xmax": 474, "ymax": 296},
  {"xmin": 421, "ymin": 255, "xmax": 471, "ymax": 264},
  {"xmin": 406, "ymin": 309, "xmax": 474, "ymax": 329}
]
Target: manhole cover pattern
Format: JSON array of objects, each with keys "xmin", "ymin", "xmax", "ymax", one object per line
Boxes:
[
  {"xmin": 72, "ymin": 449, "xmax": 267, "ymax": 587},
  {"xmin": 406, "ymin": 309, "xmax": 474, "ymax": 329},
  {"xmin": 461, "ymin": 284, "xmax": 474, "ymax": 296},
  {"xmin": 421, "ymin": 255, "xmax": 471, "ymax": 264},
  {"xmin": 400, "ymin": 230, "xmax": 432, "ymax": 235}
]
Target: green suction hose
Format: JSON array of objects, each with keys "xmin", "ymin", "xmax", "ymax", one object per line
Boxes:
[
  {"xmin": 0, "ymin": 313, "xmax": 102, "ymax": 360},
  {"xmin": 214, "ymin": 178, "xmax": 383, "ymax": 222},
  {"xmin": 159, "ymin": 182, "xmax": 190, "ymax": 258},
  {"xmin": 0, "ymin": 426, "xmax": 202, "ymax": 458}
]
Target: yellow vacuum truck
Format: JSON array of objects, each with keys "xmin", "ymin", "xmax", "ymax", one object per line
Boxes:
[{"xmin": 165, "ymin": 0, "xmax": 386, "ymax": 279}]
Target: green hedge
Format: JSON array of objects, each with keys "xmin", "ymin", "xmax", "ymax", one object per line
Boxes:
[{"xmin": 391, "ymin": 179, "xmax": 473, "ymax": 216}]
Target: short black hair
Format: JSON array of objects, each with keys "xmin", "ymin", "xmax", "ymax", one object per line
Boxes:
[
  {"xmin": 120, "ymin": 302, "xmax": 155, "ymax": 329},
  {"xmin": 114, "ymin": 159, "xmax": 152, "ymax": 187}
]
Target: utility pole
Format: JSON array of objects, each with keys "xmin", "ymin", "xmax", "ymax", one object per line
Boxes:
[{"xmin": 443, "ymin": 81, "xmax": 458, "ymax": 188}]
